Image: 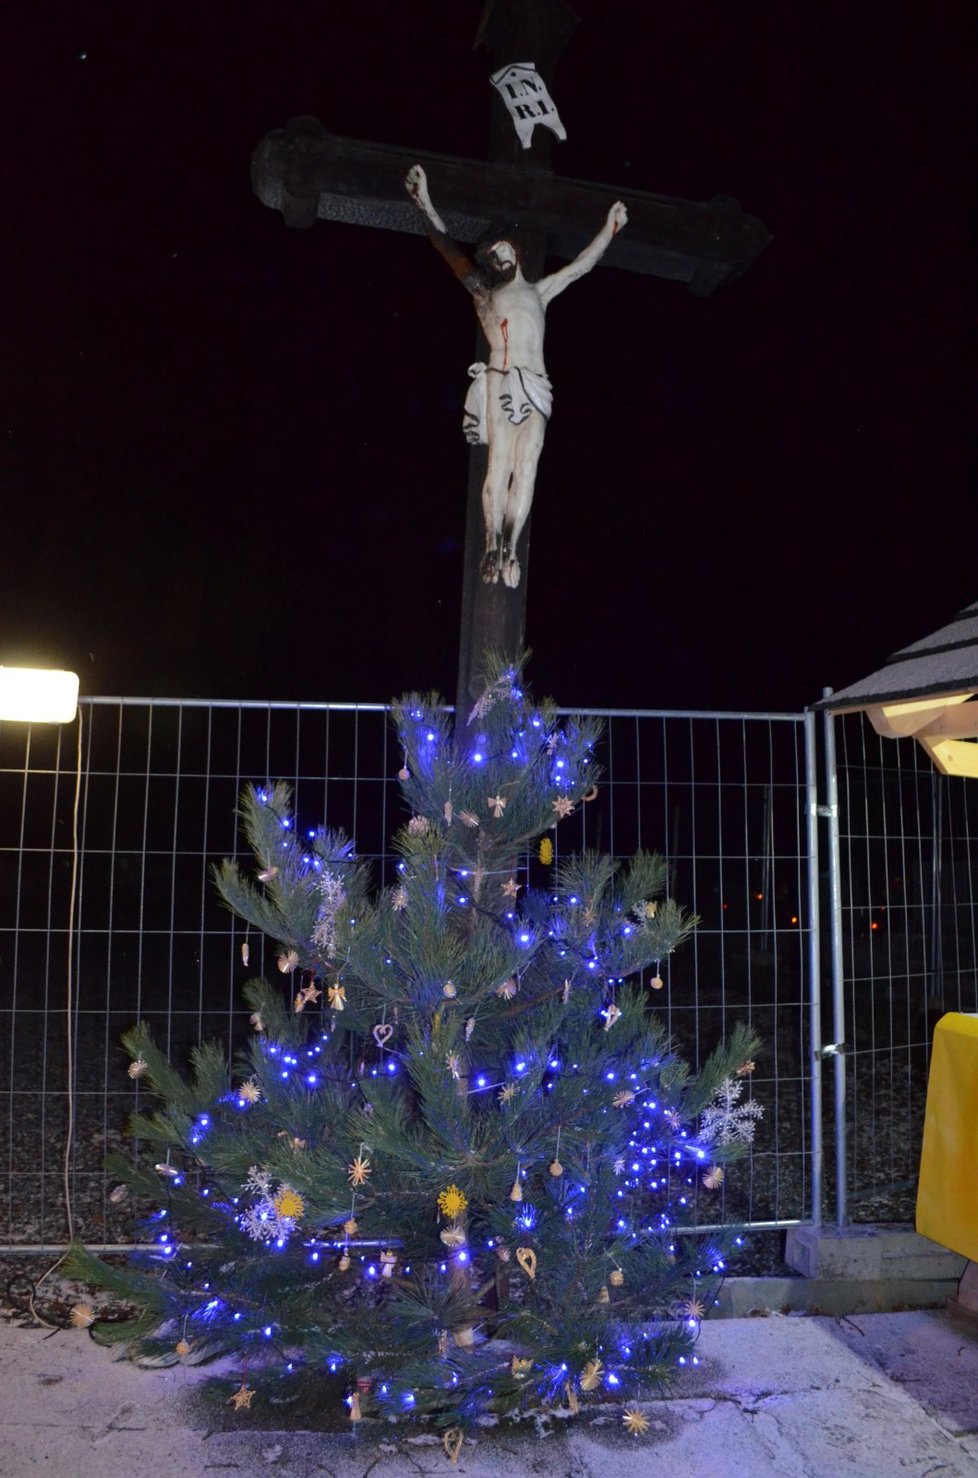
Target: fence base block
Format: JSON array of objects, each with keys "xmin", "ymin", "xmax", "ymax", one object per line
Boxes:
[
  {"xmin": 715, "ymin": 1274, "xmax": 961, "ymax": 1318},
  {"xmin": 785, "ymin": 1223, "xmax": 966, "ymax": 1282}
]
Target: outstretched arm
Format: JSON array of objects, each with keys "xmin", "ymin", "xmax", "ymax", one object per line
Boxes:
[
  {"xmin": 405, "ymin": 164, "xmax": 482, "ymax": 294},
  {"xmin": 536, "ymin": 201, "xmax": 628, "ymax": 306}
]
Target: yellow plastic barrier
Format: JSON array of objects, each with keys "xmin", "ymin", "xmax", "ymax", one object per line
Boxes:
[{"xmin": 917, "ymin": 1012, "xmax": 978, "ymax": 1260}]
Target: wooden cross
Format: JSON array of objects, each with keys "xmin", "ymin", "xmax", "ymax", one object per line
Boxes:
[{"xmin": 251, "ymin": 0, "xmax": 770, "ymax": 720}]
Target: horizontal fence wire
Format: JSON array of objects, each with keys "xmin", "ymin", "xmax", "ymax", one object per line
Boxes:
[
  {"xmin": 1, "ymin": 698, "xmax": 811, "ymax": 1252},
  {"xmin": 833, "ymin": 712, "xmax": 978, "ymax": 1224}
]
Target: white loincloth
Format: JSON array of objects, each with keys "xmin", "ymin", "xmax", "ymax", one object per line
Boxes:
[{"xmin": 462, "ymin": 364, "xmax": 553, "ymax": 446}]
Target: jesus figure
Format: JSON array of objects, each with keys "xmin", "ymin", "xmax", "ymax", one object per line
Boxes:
[{"xmin": 405, "ymin": 164, "xmax": 627, "ymax": 588}]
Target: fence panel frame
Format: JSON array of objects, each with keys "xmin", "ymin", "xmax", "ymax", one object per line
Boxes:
[
  {"xmin": 826, "ymin": 707, "xmax": 978, "ymax": 1227},
  {"xmin": 2, "ymin": 696, "xmax": 815, "ymax": 1253}
]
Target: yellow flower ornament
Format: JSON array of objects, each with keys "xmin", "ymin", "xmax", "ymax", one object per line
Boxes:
[
  {"xmin": 273, "ymin": 1186, "xmax": 305, "ymax": 1220},
  {"xmin": 437, "ymin": 1184, "xmax": 468, "ymax": 1220}
]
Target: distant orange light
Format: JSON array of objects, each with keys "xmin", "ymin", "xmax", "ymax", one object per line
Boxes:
[
  {"xmin": 755, "ymin": 892, "xmax": 763, "ymax": 901},
  {"xmin": 871, "ymin": 922, "xmax": 879, "ymax": 931},
  {"xmin": 790, "ymin": 916, "xmax": 798, "ymax": 925}
]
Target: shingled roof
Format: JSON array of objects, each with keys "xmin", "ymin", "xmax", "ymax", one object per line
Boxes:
[{"xmin": 813, "ymin": 601, "xmax": 978, "ymax": 713}]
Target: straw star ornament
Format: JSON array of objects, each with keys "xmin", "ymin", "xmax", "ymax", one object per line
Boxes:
[
  {"xmin": 348, "ymin": 1154, "xmax": 371, "ymax": 1187},
  {"xmin": 623, "ymin": 1407, "xmax": 650, "ymax": 1437}
]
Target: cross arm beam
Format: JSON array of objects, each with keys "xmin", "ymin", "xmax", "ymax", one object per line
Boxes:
[{"xmin": 252, "ymin": 117, "xmax": 770, "ymax": 296}]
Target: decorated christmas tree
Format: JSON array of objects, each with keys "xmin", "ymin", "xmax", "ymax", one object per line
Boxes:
[{"xmin": 66, "ymin": 658, "xmax": 761, "ymax": 1442}]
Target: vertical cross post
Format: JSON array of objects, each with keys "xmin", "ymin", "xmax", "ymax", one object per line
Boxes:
[{"xmin": 454, "ymin": 0, "xmax": 579, "ymax": 723}]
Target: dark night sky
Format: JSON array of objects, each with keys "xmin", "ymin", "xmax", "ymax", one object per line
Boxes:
[{"xmin": 4, "ymin": 2, "xmax": 974, "ymax": 713}]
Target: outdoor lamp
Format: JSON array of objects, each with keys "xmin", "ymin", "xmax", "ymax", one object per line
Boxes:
[
  {"xmin": 0, "ymin": 666, "xmax": 80, "ymax": 724},
  {"xmin": 812, "ymin": 599, "xmax": 978, "ymax": 777}
]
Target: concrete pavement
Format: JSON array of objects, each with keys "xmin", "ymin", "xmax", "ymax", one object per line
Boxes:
[{"xmin": 2, "ymin": 1309, "xmax": 978, "ymax": 1476}]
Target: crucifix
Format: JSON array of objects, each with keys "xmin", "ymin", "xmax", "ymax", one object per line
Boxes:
[
  {"xmin": 403, "ymin": 162, "xmax": 627, "ymax": 594},
  {"xmin": 251, "ymin": 0, "xmax": 770, "ymax": 721}
]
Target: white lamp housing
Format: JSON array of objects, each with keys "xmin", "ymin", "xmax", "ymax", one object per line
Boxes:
[{"xmin": 0, "ymin": 666, "xmax": 80, "ymax": 723}]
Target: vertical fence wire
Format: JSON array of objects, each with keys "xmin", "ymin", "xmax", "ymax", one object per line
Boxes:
[{"xmin": 2, "ymin": 699, "xmax": 812, "ymax": 1251}]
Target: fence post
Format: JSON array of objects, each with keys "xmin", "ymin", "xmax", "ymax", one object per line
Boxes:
[
  {"xmin": 805, "ymin": 709, "xmax": 823, "ymax": 1228},
  {"xmin": 820, "ymin": 694, "xmax": 848, "ymax": 1228}
]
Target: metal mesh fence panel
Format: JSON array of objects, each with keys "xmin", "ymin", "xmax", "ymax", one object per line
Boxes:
[
  {"xmin": 832, "ymin": 712, "xmax": 978, "ymax": 1223},
  {"xmin": 1, "ymin": 699, "xmax": 812, "ymax": 1251},
  {"xmin": 560, "ymin": 708, "xmax": 813, "ymax": 1235}
]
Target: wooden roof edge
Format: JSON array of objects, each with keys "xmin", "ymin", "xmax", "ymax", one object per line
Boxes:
[
  {"xmin": 811, "ymin": 599, "xmax": 978, "ymax": 716},
  {"xmin": 810, "ymin": 680, "xmax": 978, "ymax": 716}
]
